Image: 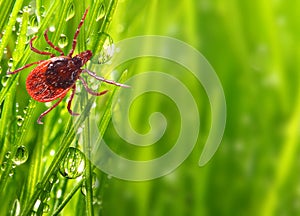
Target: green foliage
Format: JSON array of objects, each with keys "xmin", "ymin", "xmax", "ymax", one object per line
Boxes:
[{"xmin": 0, "ymin": 0, "xmax": 299, "ymax": 216}]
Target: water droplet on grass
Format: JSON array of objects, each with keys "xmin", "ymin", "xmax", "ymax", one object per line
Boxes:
[
  {"xmin": 1, "ymin": 161, "xmax": 7, "ymax": 171},
  {"xmin": 17, "ymin": 10, "xmax": 23, "ymax": 23},
  {"xmin": 8, "ymin": 58, "xmax": 14, "ymax": 68},
  {"xmin": 10, "ymin": 199, "xmax": 21, "ymax": 216},
  {"xmin": 29, "ymin": 16, "xmax": 39, "ymax": 33},
  {"xmin": 49, "ymin": 26, "xmax": 55, "ymax": 32},
  {"xmin": 9, "ymin": 169, "xmax": 15, "ymax": 177},
  {"xmin": 66, "ymin": 2, "xmax": 75, "ymax": 21},
  {"xmin": 16, "ymin": 115, "xmax": 24, "ymax": 126},
  {"xmin": 81, "ymin": 173, "xmax": 99, "ymax": 196},
  {"xmin": 58, "ymin": 34, "xmax": 68, "ymax": 48},
  {"xmin": 1, "ymin": 75, "xmax": 11, "ymax": 87},
  {"xmin": 91, "ymin": 33, "xmax": 114, "ymax": 64},
  {"xmin": 12, "ymin": 146, "xmax": 28, "ymax": 165},
  {"xmin": 59, "ymin": 147, "xmax": 85, "ymax": 179},
  {"xmin": 39, "ymin": 6, "xmax": 46, "ymax": 17},
  {"xmin": 96, "ymin": 4, "xmax": 105, "ymax": 21},
  {"xmin": 5, "ymin": 151, "xmax": 11, "ymax": 159}
]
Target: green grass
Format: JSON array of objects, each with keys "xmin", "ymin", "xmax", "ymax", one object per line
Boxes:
[{"xmin": 1, "ymin": 0, "xmax": 299, "ymax": 215}]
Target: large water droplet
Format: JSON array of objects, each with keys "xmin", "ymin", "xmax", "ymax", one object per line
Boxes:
[
  {"xmin": 96, "ymin": 4, "xmax": 105, "ymax": 21},
  {"xmin": 59, "ymin": 147, "xmax": 85, "ymax": 179},
  {"xmin": 66, "ymin": 2, "xmax": 75, "ymax": 21},
  {"xmin": 58, "ymin": 34, "xmax": 68, "ymax": 48},
  {"xmin": 91, "ymin": 33, "xmax": 114, "ymax": 64},
  {"xmin": 12, "ymin": 146, "xmax": 29, "ymax": 165}
]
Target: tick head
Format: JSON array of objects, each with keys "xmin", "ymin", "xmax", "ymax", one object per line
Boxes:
[{"xmin": 73, "ymin": 50, "xmax": 92, "ymax": 67}]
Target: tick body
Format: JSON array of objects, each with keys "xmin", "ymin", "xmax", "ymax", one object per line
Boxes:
[{"xmin": 8, "ymin": 8, "xmax": 128, "ymax": 124}]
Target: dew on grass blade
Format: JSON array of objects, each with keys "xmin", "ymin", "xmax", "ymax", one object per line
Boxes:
[
  {"xmin": 16, "ymin": 115, "xmax": 24, "ymax": 127},
  {"xmin": 58, "ymin": 34, "xmax": 68, "ymax": 48},
  {"xmin": 10, "ymin": 199, "xmax": 21, "ymax": 216},
  {"xmin": 5, "ymin": 151, "xmax": 11, "ymax": 159},
  {"xmin": 12, "ymin": 146, "xmax": 28, "ymax": 165},
  {"xmin": 8, "ymin": 58, "xmax": 14, "ymax": 68},
  {"xmin": 29, "ymin": 15, "xmax": 39, "ymax": 33},
  {"xmin": 59, "ymin": 147, "xmax": 85, "ymax": 179},
  {"xmin": 81, "ymin": 172, "xmax": 99, "ymax": 196},
  {"xmin": 1, "ymin": 75, "xmax": 11, "ymax": 87},
  {"xmin": 1, "ymin": 161, "xmax": 7, "ymax": 171},
  {"xmin": 96, "ymin": 4, "xmax": 105, "ymax": 21},
  {"xmin": 16, "ymin": 10, "xmax": 23, "ymax": 23},
  {"xmin": 66, "ymin": 2, "xmax": 75, "ymax": 21},
  {"xmin": 39, "ymin": 6, "xmax": 46, "ymax": 17},
  {"xmin": 91, "ymin": 33, "xmax": 114, "ymax": 64}
]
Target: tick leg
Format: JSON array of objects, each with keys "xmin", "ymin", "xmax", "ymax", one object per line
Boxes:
[
  {"xmin": 37, "ymin": 97, "xmax": 64, "ymax": 124},
  {"xmin": 68, "ymin": 8, "xmax": 89, "ymax": 57},
  {"xmin": 67, "ymin": 84, "xmax": 79, "ymax": 116},
  {"xmin": 83, "ymin": 69, "xmax": 130, "ymax": 88},
  {"xmin": 7, "ymin": 60, "xmax": 45, "ymax": 75},
  {"xmin": 79, "ymin": 76, "xmax": 108, "ymax": 96},
  {"xmin": 30, "ymin": 36, "xmax": 55, "ymax": 57},
  {"xmin": 44, "ymin": 29, "xmax": 65, "ymax": 56}
]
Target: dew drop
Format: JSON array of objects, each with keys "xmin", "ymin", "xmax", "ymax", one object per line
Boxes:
[
  {"xmin": 9, "ymin": 169, "xmax": 15, "ymax": 177},
  {"xmin": 33, "ymin": 199, "xmax": 42, "ymax": 212},
  {"xmin": 5, "ymin": 151, "xmax": 11, "ymax": 159},
  {"xmin": 16, "ymin": 115, "xmax": 24, "ymax": 127},
  {"xmin": 8, "ymin": 58, "xmax": 14, "ymax": 68},
  {"xmin": 59, "ymin": 147, "xmax": 86, "ymax": 179},
  {"xmin": 12, "ymin": 146, "xmax": 29, "ymax": 165},
  {"xmin": 1, "ymin": 75, "xmax": 11, "ymax": 87},
  {"xmin": 39, "ymin": 6, "xmax": 46, "ymax": 17},
  {"xmin": 49, "ymin": 26, "xmax": 55, "ymax": 32},
  {"xmin": 91, "ymin": 33, "xmax": 114, "ymax": 64},
  {"xmin": 58, "ymin": 34, "xmax": 68, "ymax": 48},
  {"xmin": 16, "ymin": 10, "xmax": 23, "ymax": 23},
  {"xmin": 48, "ymin": 174, "xmax": 58, "ymax": 184},
  {"xmin": 23, "ymin": 6, "xmax": 31, "ymax": 13},
  {"xmin": 96, "ymin": 4, "xmax": 105, "ymax": 21},
  {"xmin": 56, "ymin": 189, "xmax": 62, "ymax": 199},
  {"xmin": 1, "ymin": 161, "xmax": 7, "ymax": 171},
  {"xmin": 3, "ymin": 48, "xmax": 8, "ymax": 56},
  {"xmin": 29, "ymin": 15, "xmax": 39, "ymax": 33},
  {"xmin": 81, "ymin": 173, "xmax": 99, "ymax": 196},
  {"xmin": 66, "ymin": 2, "xmax": 75, "ymax": 21},
  {"xmin": 10, "ymin": 199, "xmax": 21, "ymax": 216}
]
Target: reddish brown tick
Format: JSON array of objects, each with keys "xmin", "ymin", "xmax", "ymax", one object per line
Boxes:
[{"xmin": 8, "ymin": 8, "xmax": 128, "ymax": 124}]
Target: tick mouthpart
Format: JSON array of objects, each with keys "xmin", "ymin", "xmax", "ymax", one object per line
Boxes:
[{"xmin": 80, "ymin": 50, "xmax": 92, "ymax": 61}]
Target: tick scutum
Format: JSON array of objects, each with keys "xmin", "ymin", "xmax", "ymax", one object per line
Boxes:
[{"xmin": 45, "ymin": 57, "xmax": 82, "ymax": 89}]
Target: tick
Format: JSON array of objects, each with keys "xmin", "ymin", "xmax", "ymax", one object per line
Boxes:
[{"xmin": 8, "ymin": 8, "xmax": 128, "ymax": 124}]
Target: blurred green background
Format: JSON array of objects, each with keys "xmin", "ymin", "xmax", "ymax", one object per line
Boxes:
[{"xmin": 1, "ymin": 0, "xmax": 299, "ymax": 215}]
